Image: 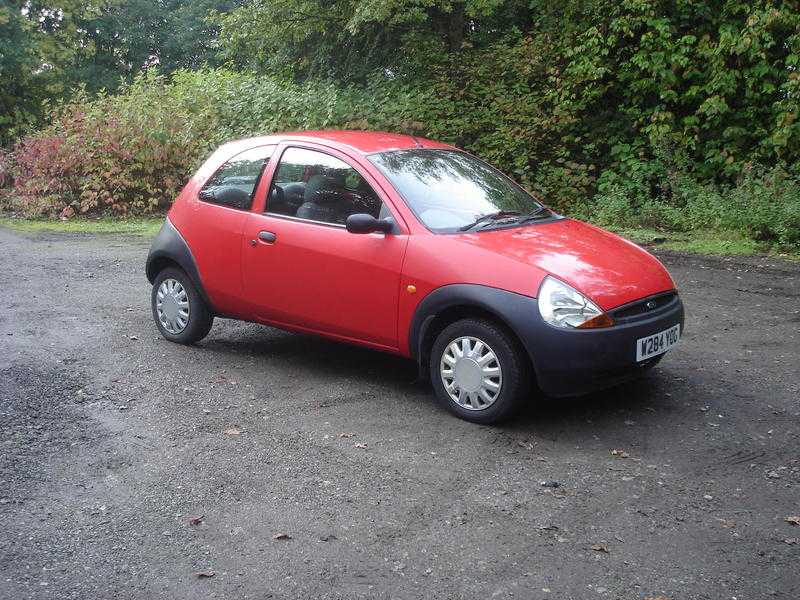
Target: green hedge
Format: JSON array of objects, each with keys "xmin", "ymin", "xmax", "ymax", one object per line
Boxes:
[
  {"xmin": 6, "ymin": 70, "xmax": 441, "ymax": 216},
  {"xmin": 4, "ymin": 62, "xmax": 800, "ymax": 250}
]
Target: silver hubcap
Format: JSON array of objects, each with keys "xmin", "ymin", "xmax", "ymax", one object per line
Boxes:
[
  {"xmin": 440, "ymin": 336, "xmax": 502, "ymax": 411},
  {"xmin": 156, "ymin": 278, "xmax": 190, "ymax": 334}
]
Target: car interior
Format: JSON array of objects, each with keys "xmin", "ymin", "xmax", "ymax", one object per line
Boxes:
[
  {"xmin": 199, "ymin": 146, "xmax": 390, "ymax": 225},
  {"xmin": 268, "ymin": 167, "xmax": 387, "ymax": 225}
]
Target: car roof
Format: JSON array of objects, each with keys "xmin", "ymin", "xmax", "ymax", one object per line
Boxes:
[{"xmin": 221, "ymin": 130, "xmax": 455, "ymax": 155}]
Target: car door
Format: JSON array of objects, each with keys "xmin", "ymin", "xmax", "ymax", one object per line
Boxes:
[
  {"xmin": 241, "ymin": 144, "xmax": 408, "ymax": 350},
  {"xmin": 179, "ymin": 144, "xmax": 275, "ymax": 316}
]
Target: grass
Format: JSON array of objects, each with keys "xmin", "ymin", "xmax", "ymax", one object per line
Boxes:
[
  {"xmin": 1, "ymin": 215, "xmax": 797, "ymax": 261},
  {"xmin": 0, "ymin": 216, "xmax": 163, "ymax": 237},
  {"xmin": 610, "ymin": 227, "xmax": 800, "ymax": 260}
]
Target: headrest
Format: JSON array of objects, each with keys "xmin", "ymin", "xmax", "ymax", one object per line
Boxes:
[{"xmin": 304, "ymin": 174, "xmax": 344, "ymax": 204}]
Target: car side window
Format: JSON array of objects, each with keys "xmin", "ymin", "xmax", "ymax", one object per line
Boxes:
[
  {"xmin": 199, "ymin": 145, "xmax": 274, "ymax": 210},
  {"xmin": 267, "ymin": 147, "xmax": 385, "ymax": 225}
]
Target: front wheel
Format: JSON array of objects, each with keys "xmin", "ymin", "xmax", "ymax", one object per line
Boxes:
[
  {"xmin": 429, "ymin": 318, "xmax": 529, "ymax": 424},
  {"xmin": 151, "ymin": 267, "xmax": 213, "ymax": 344}
]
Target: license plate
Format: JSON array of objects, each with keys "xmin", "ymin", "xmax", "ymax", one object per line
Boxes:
[{"xmin": 636, "ymin": 324, "xmax": 680, "ymax": 362}]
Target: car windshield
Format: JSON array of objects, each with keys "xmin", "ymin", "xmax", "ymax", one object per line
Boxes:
[{"xmin": 368, "ymin": 149, "xmax": 552, "ymax": 233}]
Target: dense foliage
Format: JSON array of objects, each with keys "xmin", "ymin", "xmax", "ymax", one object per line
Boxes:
[
  {"xmin": 0, "ymin": 0, "xmax": 242, "ymax": 146},
  {"xmin": 3, "ymin": 0, "xmax": 800, "ymax": 249}
]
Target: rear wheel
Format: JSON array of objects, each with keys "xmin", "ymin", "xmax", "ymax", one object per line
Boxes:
[
  {"xmin": 429, "ymin": 318, "xmax": 529, "ymax": 424},
  {"xmin": 151, "ymin": 267, "xmax": 213, "ymax": 344}
]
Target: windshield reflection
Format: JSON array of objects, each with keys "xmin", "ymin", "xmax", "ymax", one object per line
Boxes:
[{"xmin": 369, "ymin": 150, "xmax": 550, "ymax": 233}]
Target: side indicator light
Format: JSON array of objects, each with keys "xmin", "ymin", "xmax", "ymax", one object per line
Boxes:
[
  {"xmin": 406, "ymin": 285, "xmax": 417, "ymax": 294},
  {"xmin": 576, "ymin": 313, "xmax": 615, "ymax": 329}
]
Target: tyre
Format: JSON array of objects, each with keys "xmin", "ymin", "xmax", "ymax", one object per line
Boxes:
[
  {"xmin": 429, "ymin": 318, "xmax": 529, "ymax": 424},
  {"xmin": 151, "ymin": 267, "xmax": 214, "ymax": 344}
]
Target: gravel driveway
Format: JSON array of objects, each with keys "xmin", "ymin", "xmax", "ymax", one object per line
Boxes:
[{"xmin": 0, "ymin": 225, "xmax": 798, "ymax": 599}]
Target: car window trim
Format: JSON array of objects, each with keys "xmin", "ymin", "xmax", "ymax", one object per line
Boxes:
[
  {"xmin": 198, "ymin": 144, "xmax": 276, "ymax": 212},
  {"xmin": 261, "ymin": 211, "xmax": 348, "ymax": 230},
  {"xmin": 263, "ymin": 143, "xmax": 401, "ymax": 229}
]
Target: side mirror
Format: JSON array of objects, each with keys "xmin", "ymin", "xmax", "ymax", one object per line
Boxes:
[{"xmin": 346, "ymin": 213, "xmax": 394, "ymax": 234}]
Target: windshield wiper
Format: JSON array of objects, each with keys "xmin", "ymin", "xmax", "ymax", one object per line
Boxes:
[
  {"xmin": 458, "ymin": 210, "xmax": 523, "ymax": 232},
  {"xmin": 515, "ymin": 206, "xmax": 552, "ymax": 224}
]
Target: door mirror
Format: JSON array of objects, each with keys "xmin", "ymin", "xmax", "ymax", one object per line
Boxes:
[{"xmin": 346, "ymin": 213, "xmax": 394, "ymax": 234}]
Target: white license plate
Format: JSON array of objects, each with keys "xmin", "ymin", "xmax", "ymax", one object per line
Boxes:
[{"xmin": 636, "ymin": 324, "xmax": 680, "ymax": 362}]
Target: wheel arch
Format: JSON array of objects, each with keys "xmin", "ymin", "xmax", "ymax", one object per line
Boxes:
[
  {"xmin": 409, "ymin": 285, "xmax": 537, "ymax": 381},
  {"xmin": 145, "ymin": 219, "xmax": 215, "ymax": 313}
]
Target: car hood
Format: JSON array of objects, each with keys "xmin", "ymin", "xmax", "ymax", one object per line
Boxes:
[{"xmin": 453, "ymin": 218, "xmax": 676, "ymax": 311}]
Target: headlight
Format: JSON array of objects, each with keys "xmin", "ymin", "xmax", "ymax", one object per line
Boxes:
[{"xmin": 538, "ymin": 276, "xmax": 612, "ymax": 329}]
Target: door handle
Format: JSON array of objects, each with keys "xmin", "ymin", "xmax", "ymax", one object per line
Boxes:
[{"xmin": 257, "ymin": 231, "xmax": 277, "ymax": 244}]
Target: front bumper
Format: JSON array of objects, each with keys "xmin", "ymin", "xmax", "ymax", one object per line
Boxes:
[
  {"xmin": 509, "ymin": 291, "xmax": 685, "ymax": 397},
  {"xmin": 410, "ymin": 284, "xmax": 684, "ymax": 399}
]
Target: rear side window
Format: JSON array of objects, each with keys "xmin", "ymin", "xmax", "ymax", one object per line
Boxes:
[{"xmin": 199, "ymin": 145, "xmax": 275, "ymax": 210}]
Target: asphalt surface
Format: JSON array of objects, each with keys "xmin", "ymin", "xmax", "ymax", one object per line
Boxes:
[{"xmin": 0, "ymin": 225, "xmax": 798, "ymax": 600}]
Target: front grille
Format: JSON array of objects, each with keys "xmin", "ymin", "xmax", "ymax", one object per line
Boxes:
[{"xmin": 612, "ymin": 291, "xmax": 677, "ymax": 321}]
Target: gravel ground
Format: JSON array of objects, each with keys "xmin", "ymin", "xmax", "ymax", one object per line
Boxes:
[{"xmin": 0, "ymin": 225, "xmax": 798, "ymax": 600}]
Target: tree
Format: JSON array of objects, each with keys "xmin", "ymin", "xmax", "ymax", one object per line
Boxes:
[
  {"xmin": 0, "ymin": 0, "xmax": 244, "ymax": 145},
  {"xmin": 215, "ymin": 0, "xmax": 533, "ymax": 81}
]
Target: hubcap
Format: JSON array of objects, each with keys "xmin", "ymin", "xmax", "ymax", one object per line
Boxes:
[
  {"xmin": 440, "ymin": 336, "xmax": 502, "ymax": 411},
  {"xmin": 156, "ymin": 278, "xmax": 190, "ymax": 334}
]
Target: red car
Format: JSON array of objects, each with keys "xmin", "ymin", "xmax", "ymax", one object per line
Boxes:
[{"xmin": 146, "ymin": 131, "xmax": 683, "ymax": 423}]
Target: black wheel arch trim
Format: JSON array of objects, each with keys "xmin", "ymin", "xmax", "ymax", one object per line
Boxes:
[
  {"xmin": 145, "ymin": 218, "xmax": 215, "ymax": 313},
  {"xmin": 408, "ymin": 284, "xmax": 538, "ymax": 374}
]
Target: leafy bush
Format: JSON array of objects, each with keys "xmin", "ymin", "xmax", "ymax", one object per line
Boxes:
[
  {"xmin": 7, "ymin": 70, "xmax": 446, "ymax": 217},
  {"xmin": 585, "ymin": 160, "xmax": 800, "ymax": 250},
  {"xmin": 10, "ymin": 79, "xmax": 202, "ymax": 217},
  {"xmin": 6, "ymin": 29, "xmax": 800, "ymax": 251}
]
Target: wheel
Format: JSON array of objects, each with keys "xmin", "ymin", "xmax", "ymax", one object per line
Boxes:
[
  {"xmin": 429, "ymin": 318, "xmax": 529, "ymax": 424},
  {"xmin": 151, "ymin": 267, "xmax": 213, "ymax": 344}
]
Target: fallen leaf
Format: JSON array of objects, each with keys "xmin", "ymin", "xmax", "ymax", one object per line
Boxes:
[
  {"xmin": 129, "ymin": 335, "xmax": 138, "ymax": 341},
  {"xmin": 224, "ymin": 428, "xmax": 241, "ymax": 436},
  {"xmin": 517, "ymin": 440, "xmax": 535, "ymax": 450},
  {"xmin": 273, "ymin": 532, "xmax": 291, "ymax": 540},
  {"xmin": 339, "ymin": 432, "xmax": 355, "ymax": 438},
  {"xmin": 785, "ymin": 516, "xmax": 800, "ymax": 526},
  {"xmin": 644, "ymin": 596, "xmax": 671, "ymax": 600},
  {"xmin": 188, "ymin": 515, "xmax": 204, "ymax": 526},
  {"xmin": 610, "ymin": 449, "xmax": 630, "ymax": 458},
  {"xmin": 716, "ymin": 518, "xmax": 735, "ymax": 529},
  {"xmin": 195, "ymin": 571, "xmax": 215, "ymax": 579},
  {"xmin": 353, "ymin": 443, "xmax": 368, "ymax": 449},
  {"xmin": 784, "ymin": 538, "xmax": 798, "ymax": 545},
  {"xmin": 591, "ymin": 543, "xmax": 610, "ymax": 553}
]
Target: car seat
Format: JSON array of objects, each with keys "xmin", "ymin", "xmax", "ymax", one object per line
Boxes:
[{"xmin": 296, "ymin": 174, "xmax": 346, "ymax": 223}]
